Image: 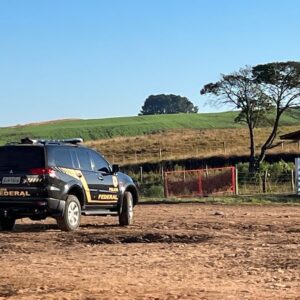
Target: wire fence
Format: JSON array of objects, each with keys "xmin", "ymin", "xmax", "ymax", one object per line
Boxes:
[
  {"xmin": 102, "ymin": 141, "xmax": 300, "ymax": 165},
  {"xmin": 237, "ymin": 170, "xmax": 294, "ymax": 195},
  {"xmin": 129, "ymin": 166, "xmax": 296, "ymax": 198}
]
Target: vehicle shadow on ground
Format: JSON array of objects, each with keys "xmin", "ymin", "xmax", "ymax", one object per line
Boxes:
[
  {"xmin": 13, "ymin": 223, "xmax": 59, "ymax": 232},
  {"xmin": 9, "ymin": 222, "xmax": 120, "ymax": 233},
  {"xmin": 80, "ymin": 223, "xmax": 120, "ymax": 229}
]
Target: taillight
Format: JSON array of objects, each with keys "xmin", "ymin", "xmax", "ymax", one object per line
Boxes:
[{"xmin": 30, "ymin": 168, "xmax": 56, "ymax": 177}]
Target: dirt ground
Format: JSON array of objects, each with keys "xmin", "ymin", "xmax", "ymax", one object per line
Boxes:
[{"xmin": 0, "ymin": 204, "xmax": 299, "ymax": 300}]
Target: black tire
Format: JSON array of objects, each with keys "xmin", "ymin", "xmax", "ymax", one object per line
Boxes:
[
  {"xmin": 119, "ymin": 191, "xmax": 133, "ymax": 226},
  {"xmin": 57, "ymin": 195, "xmax": 81, "ymax": 232},
  {"xmin": 0, "ymin": 217, "xmax": 16, "ymax": 231}
]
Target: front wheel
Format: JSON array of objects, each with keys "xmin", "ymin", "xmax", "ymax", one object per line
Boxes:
[
  {"xmin": 119, "ymin": 191, "xmax": 133, "ymax": 226},
  {"xmin": 57, "ymin": 195, "xmax": 81, "ymax": 231},
  {"xmin": 0, "ymin": 217, "xmax": 16, "ymax": 231}
]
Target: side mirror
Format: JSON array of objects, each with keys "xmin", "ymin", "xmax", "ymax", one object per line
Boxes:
[
  {"xmin": 112, "ymin": 164, "xmax": 120, "ymax": 174},
  {"xmin": 98, "ymin": 167, "xmax": 110, "ymax": 174}
]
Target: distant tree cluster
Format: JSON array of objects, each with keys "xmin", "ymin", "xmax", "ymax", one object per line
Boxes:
[{"xmin": 140, "ymin": 94, "xmax": 198, "ymax": 115}]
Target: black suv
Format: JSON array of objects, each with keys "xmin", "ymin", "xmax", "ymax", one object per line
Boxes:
[{"xmin": 0, "ymin": 138, "xmax": 138, "ymax": 231}]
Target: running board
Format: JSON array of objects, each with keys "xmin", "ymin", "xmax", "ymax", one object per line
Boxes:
[{"xmin": 82, "ymin": 210, "xmax": 118, "ymax": 216}]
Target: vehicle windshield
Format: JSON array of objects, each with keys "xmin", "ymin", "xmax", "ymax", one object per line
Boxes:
[{"xmin": 0, "ymin": 146, "xmax": 45, "ymax": 171}]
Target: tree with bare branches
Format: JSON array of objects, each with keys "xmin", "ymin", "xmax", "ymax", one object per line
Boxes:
[{"xmin": 201, "ymin": 62, "xmax": 300, "ymax": 172}]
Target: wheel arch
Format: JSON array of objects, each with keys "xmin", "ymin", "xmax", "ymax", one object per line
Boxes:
[
  {"xmin": 67, "ymin": 184, "xmax": 85, "ymax": 208},
  {"xmin": 124, "ymin": 185, "xmax": 139, "ymax": 206}
]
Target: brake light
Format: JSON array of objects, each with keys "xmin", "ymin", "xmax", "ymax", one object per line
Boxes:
[{"xmin": 30, "ymin": 168, "xmax": 56, "ymax": 176}]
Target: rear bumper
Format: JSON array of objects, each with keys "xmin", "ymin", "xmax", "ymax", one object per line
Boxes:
[{"xmin": 0, "ymin": 197, "xmax": 65, "ymax": 218}]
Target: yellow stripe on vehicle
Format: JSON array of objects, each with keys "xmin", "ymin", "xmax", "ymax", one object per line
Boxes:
[{"xmin": 60, "ymin": 168, "xmax": 92, "ymax": 203}]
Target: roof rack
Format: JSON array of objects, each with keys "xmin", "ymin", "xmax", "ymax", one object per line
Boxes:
[{"xmin": 18, "ymin": 137, "xmax": 84, "ymax": 145}]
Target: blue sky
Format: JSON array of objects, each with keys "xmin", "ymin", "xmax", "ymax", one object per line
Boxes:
[{"xmin": 0, "ymin": 0, "xmax": 299, "ymax": 126}]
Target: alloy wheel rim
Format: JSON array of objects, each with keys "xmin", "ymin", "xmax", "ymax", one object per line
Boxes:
[
  {"xmin": 68, "ymin": 202, "xmax": 79, "ymax": 226},
  {"xmin": 128, "ymin": 198, "xmax": 133, "ymax": 220}
]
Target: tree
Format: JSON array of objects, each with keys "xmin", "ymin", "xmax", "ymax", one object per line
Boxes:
[
  {"xmin": 252, "ymin": 62, "xmax": 300, "ymax": 166},
  {"xmin": 140, "ymin": 94, "xmax": 198, "ymax": 115},
  {"xmin": 201, "ymin": 62, "xmax": 300, "ymax": 172}
]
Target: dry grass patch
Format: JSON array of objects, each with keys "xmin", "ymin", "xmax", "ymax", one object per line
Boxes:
[{"xmin": 86, "ymin": 126, "xmax": 300, "ymax": 165}]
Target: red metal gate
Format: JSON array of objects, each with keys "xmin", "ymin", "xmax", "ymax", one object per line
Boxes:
[{"xmin": 164, "ymin": 167, "xmax": 236, "ymax": 198}]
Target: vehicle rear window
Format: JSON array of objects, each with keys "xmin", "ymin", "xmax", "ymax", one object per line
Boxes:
[{"xmin": 0, "ymin": 146, "xmax": 45, "ymax": 170}]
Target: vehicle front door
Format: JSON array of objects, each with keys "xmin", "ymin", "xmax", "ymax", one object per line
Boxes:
[{"xmin": 89, "ymin": 150, "xmax": 119, "ymax": 204}]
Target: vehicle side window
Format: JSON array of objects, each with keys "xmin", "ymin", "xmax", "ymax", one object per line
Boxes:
[
  {"xmin": 76, "ymin": 148, "xmax": 92, "ymax": 171},
  {"xmin": 90, "ymin": 150, "xmax": 110, "ymax": 173},
  {"xmin": 70, "ymin": 149, "xmax": 80, "ymax": 169},
  {"xmin": 51, "ymin": 148, "xmax": 73, "ymax": 168}
]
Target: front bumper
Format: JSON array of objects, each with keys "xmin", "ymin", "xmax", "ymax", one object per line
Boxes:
[{"xmin": 0, "ymin": 197, "xmax": 65, "ymax": 218}]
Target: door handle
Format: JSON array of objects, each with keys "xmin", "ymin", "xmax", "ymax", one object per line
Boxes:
[{"xmin": 98, "ymin": 175, "xmax": 104, "ymax": 181}]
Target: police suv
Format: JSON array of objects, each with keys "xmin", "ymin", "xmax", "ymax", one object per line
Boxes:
[{"xmin": 0, "ymin": 138, "xmax": 138, "ymax": 231}]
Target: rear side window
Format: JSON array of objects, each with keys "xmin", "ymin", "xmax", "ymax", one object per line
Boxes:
[
  {"xmin": 0, "ymin": 146, "xmax": 45, "ymax": 170},
  {"xmin": 47, "ymin": 147, "xmax": 74, "ymax": 168},
  {"xmin": 76, "ymin": 148, "xmax": 92, "ymax": 171}
]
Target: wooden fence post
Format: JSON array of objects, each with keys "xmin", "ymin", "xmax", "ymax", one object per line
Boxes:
[
  {"xmin": 291, "ymin": 169, "xmax": 295, "ymax": 192},
  {"xmin": 140, "ymin": 166, "xmax": 143, "ymax": 183},
  {"xmin": 223, "ymin": 141, "xmax": 227, "ymax": 154},
  {"xmin": 262, "ymin": 170, "xmax": 268, "ymax": 193}
]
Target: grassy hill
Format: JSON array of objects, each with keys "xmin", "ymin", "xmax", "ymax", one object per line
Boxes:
[
  {"xmin": 1, "ymin": 109, "xmax": 300, "ymax": 145},
  {"xmin": 0, "ymin": 112, "xmax": 241, "ymax": 144},
  {"xmin": 1, "ymin": 110, "xmax": 300, "ymax": 165}
]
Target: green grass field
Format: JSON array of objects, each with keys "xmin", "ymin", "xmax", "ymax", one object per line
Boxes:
[{"xmin": 2, "ymin": 109, "xmax": 300, "ymax": 145}]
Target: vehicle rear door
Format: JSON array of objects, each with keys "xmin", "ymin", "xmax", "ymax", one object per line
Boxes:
[{"xmin": 75, "ymin": 148, "xmax": 99, "ymax": 204}]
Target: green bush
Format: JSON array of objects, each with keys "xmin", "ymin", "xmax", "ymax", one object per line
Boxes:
[{"xmin": 141, "ymin": 184, "xmax": 164, "ymax": 198}]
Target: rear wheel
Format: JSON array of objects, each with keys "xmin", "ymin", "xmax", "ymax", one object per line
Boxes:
[
  {"xmin": 57, "ymin": 195, "xmax": 81, "ymax": 231},
  {"xmin": 0, "ymin": 217, "xmax": 16, "ymax": 231},
  {"xmin": 119, "ymin": 191, "xmax": 133, "ymax": 226}
]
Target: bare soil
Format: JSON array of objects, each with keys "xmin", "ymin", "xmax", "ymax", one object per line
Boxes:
[{"xmin": 0, "ymin": 204, "xmax": 299, "ymax": 300}]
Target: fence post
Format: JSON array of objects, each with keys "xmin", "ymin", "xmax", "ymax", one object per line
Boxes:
[
  {"xmin": 291, "ymin": 169, "xmax": 295, "ymax": 192},
  {"xmin": 223, "ymin": 141, "xmax": 227, "ymax": 154},
  {"xmin": 198, "ymin": 170, "xmax": 203, "ymax": 196},
  {"xmin": 262, "ymin": 170, "xmax": 268, "ymax": 193},
  {"xmin": 164, "ymin": 172, "xmax": 168, "ymax": 198},
  {"xmin": 235, "ymin": 166, "xmax": 239, "ymax": 195},
  {"xmin": 205, "ymin": 165, "xmax": 209, "ymax": 177},
  {"xmin": 140, "ymin": 166, "xmax": 143, "ymax": 183}
]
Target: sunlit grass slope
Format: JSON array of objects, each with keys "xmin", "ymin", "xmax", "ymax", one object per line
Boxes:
[{"xmin": 1, "ymin": 109, "xmax": 300, "ymax": 146}]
